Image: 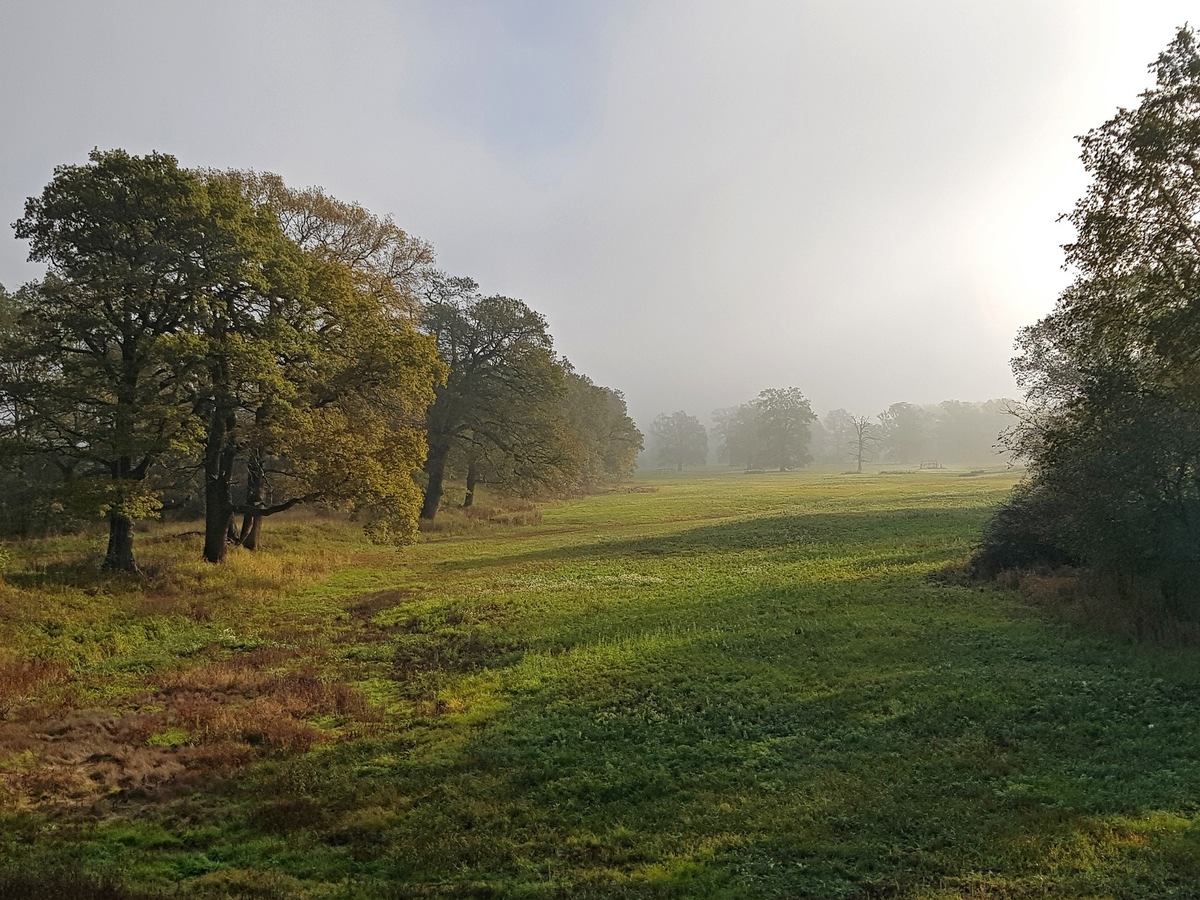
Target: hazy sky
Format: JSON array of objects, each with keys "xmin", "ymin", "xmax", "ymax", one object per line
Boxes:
[{"xmin": 0, "ymin": 1, "xmax": 1193, "ymax": 427}]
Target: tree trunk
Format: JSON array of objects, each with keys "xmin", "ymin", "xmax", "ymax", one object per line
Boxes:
[
  {"xmin": 463, "ymin": 459, "xmax": 477, "ymax": 508},
  {"xmin": 204, "ymin": 474, "xmax": 232, "ymax": 564},
  {"xmin": 102, "ymin": 511, "xmax": 138, "ymax": 572},
  {"xmin": 241, "ymin": 514, "xmax": 263, "ymax": 550},
  {"xmin": 202, "ymin": 405, "xmax": 238, "ymax": 564},
  {"xmin": 677, "ymin": 461, "xmax": 683, "ymax": 472},
  {"xmin": 239, "ymin": 449, "xmax": 266, "ymax": 550},
  {"xmin": 421, "ymin": 440, "xmax": 450, "ymax": 520}
]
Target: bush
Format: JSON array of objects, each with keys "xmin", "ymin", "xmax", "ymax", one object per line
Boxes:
[{"xmin": 969, "ymin": 480, "xmax": 1078, "ymax": 580}]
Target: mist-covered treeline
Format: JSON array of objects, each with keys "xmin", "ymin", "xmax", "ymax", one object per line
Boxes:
[
  {"xmin": 645, "ymin": 393, "xmax": 1013, "ymax": 472},
  {"xmin": 814, "ymin": 400, "xmax": 1014, "ymax": 468},
  {"xmin": 0, "ymin": 150, "xmax": 642, "ymax": 570}
]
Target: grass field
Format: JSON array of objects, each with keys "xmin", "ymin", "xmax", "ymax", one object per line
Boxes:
[{"xmin": 2, "ymin": 468, "xmax": 1200, "ymax": 898}]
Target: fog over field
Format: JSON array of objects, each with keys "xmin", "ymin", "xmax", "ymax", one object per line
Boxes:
[{"xmin": 0, "ymin": 1, "xmax": 1193, "ymax": 426}]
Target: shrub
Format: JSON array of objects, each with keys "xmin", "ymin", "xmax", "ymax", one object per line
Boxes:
[{"xmin": 969, "ymin": 480, "xmax": 1078, "ymax": 580}]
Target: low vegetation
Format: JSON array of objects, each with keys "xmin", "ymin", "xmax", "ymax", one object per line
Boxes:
[{"xmin": 2, "ymin": 469, "xmax": 1199, "ymax": 898}]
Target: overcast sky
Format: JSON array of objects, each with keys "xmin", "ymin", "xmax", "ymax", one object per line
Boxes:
[{"xmin": 0, "ymin": 1, "xmax": 1193, "ymax": 427}]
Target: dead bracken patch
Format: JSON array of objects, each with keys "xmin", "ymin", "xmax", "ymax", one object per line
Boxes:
[
  {"xmin": 0, "ymin": 651, "xmax": 381, "ymax": 808},
  {"xmin": 0, "ymin": 658, "xmax": 71, "ymax": 706}
]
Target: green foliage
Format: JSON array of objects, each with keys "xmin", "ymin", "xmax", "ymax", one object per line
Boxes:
[
  {"xmin": 988, "ymin": 26, "xmax": 1200, "ymax": 604},
  {"xmin": 557, "ymin": 367, "xmax": 643, "ymax": 490},
  {"xmin": 2, "ymin": 155, "xmax": 445, "ymax": 565},
  {"xmin": 4, "ymin": 150, "xmax": 233, "ymax": 568},
  {"xmin": 877, "ymin": 401, "xmax": 932, "ymax": 464},
  {"xmin": 420, "ymin": 275, "xmax": 572, "ymax": 517},
  {"xmin": 752, "ymin": 386, "xmax": 816, "ymax": 470}
]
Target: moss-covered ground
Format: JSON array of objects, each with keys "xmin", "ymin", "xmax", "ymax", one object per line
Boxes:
[{"xmin": 2, "ymin": 468, "xmax": 1200, "ymax": 898}]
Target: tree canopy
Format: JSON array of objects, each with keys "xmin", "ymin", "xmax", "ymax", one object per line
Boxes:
[
  {"xmin": 976, "ymin": 26, "xmax": 1200, "ymax": 599},
  {"xmin": 0, "ymin": 149, "xmax": 645, "ymax": 565},
  {"xmin": 6, "ymin": 150, "xmax": 272, "ymax": 569}
]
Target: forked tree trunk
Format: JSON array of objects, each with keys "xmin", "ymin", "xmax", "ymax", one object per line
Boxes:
[
  {"xmin": 202, "ymin": 405, "xmax": 238, "ymax": 564},
  {"xmin": 241, "ymin": 514, "xmax": 263, "ymax": 550},
  {"xmin": 239, "ymin": 450, "xmax": 266, "ymax": 550}
]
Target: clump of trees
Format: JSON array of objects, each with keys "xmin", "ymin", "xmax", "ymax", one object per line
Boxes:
[
  {"xmin": 972, "ymin": 27, "xmax": 1200, "ymax": 606},
  {"xmin": 712, "ymin": 387, "xmax": 816, "ymax": 471},
  {"xmin": 418, "ymin": 275, "xmax": 641, "ymax": 516},
  {"xmin": 0, "ymin": 150, "xmax": 641, "ymax": 570},
  {"xmin": 814, "ymin": 400, "xmax": 1013, "ymax": 469}
]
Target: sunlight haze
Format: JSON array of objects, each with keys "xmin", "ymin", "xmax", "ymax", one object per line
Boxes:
[{"xmin": 0, "ymin": 0, "xmax": 1192, "ymax": 426}]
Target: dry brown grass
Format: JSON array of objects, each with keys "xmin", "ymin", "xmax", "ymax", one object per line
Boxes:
[
  {"xmin": 0, "ymin": 648, "xmax": 383, "ymax": 808},
  {"xmin": 418, "ymin": 499, "xmax": 542, "ymax": 533},
  {"xmin": 0, "ymin": 658, "xmax": 70, "ymax": 706},
  {"xmin": 1010, "ymin": 567, "xmax": 1200, "ymax": 646}
]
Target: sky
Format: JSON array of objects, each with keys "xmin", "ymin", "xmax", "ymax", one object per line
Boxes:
[{"xmin": 0, "ymin": 1, "xmax": 1195, "ymax": 429}]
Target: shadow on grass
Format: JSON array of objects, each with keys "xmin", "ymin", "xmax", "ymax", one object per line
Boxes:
[
  {"xmin": 4, "ymin": 558, "xmax": 125, "ymax": 590},
  {"xmin": 233, "ymin": 570, "xmax": 1200, "ymax": 897},
  {"xmin": 438, "ymin": 506, "xmax": 990, "ymax": 574}
]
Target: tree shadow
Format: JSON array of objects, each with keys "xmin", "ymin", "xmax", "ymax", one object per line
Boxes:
[{"xmin": 438, "ymin": 506, "xmax": 985, "ymax": 572}]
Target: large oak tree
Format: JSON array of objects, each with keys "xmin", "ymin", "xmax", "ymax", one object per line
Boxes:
[{"xmin": 7, "ymin": 150, "xmax": 269, "ymax": 570}]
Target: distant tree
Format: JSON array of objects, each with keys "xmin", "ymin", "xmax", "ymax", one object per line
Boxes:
[
  {"xmin": 556, "ymin": 367, "xmax": 642, "ymax": 493},
  {"xmin": 0, "ymin": 283, "xmax": 83, "ymax": 537},
  {"xmin": 650, "ymin": 411, "xmax": 708, "ymax": 471},
  {"xmin": 819, "ymin": 409, "xmax": 856, "ymax": 465},
  {"xmin": 931, "ymin": 399, "xmax": 1012, "ymax": 464},
  {"xmin": 753, "ymin": 387, "xmax": 815, "ymax": 470},
  {"xmin": 848, "ymin": 415, "xmax": 876, "ymax": 474},
  {"xmin": 877, "ymin": 402, "xmax": 931, "ymax": 464},
  {"xmin": 712, "ymin": 404, "xmax": 759, "ymax": 469},
  {"xmin": 420, "ymin": 275, "xmax": 567, "ymax": 519}
]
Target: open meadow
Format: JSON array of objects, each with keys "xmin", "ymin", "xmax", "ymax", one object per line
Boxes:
[{"xmin": 2, "ymin": 469, "xmax": 1200, "ymax": 898}]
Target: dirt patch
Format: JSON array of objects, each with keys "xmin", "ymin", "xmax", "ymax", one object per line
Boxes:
[{"xmin": 1, "ymin": 708, "xmax": 197, "ymax": 805}]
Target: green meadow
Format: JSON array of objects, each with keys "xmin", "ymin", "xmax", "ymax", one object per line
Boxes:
[{"xmin": 2, "ymin": 469, "xmax": 1200, "ymax": 898}]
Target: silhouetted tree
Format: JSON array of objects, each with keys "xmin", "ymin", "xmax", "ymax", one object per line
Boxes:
[
  {"xmin": 848, "ymin": 415, "xmax": 876, "ymax": 474},
  {"xmin": 978, "ymin": 26, "xmax": 1200, "ymax": 600},
  {"xmin": 754, "ymin": 387, "xmax": 815, "ymax": 470}
]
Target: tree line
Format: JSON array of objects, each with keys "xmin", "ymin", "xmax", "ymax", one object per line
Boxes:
[
  {"xmin": 0, "ymin": 151, "xmax": 642, "ymax": 571},
  {"xmin": 648, "ymin": 393, "xmax": 1013, "ymax": 472}
]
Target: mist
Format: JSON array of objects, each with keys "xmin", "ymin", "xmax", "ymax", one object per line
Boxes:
[{"xmin": 1, "ymin": 1, "xmax": 1195, "ymax": 430}]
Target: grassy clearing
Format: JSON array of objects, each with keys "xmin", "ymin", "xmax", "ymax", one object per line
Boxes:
[{"xmin": 2, "ymin": 468, "xmax": 1200, "ymax": 898}]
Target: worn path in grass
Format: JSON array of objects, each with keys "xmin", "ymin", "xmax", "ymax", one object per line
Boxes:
[{"xmin": 4, "ymin": 469, "xmax": 1200, "ymax": 898}]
